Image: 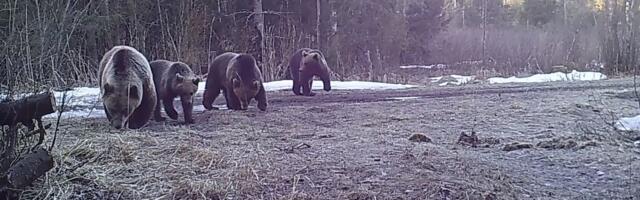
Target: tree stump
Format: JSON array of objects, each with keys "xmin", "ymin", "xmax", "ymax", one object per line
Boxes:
[{"xmin": 5, "ymin": 148, "xmax": 54, "ymax": 189}]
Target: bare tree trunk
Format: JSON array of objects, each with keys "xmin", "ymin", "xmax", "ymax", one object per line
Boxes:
[
  {"xmin": 563, "ymin": 0, "xmax": 567, "ymax": 25},
  {"xmin": 254, "ymin": 0, "xmax": 267, "ymax": 77},
  {"xmin": 365, "ymin": 50, "xmax": 374, "ymax": 81},
  {"xmin": 316, "ymin": 0, "xmax": 321, "ymax": 49},
  {"xmin": 481, "ymin": 0, "xmax": 487, "ymax": 67},
  {"xmin": 461, "ymin": 0, "xmax": 466, "ymax": 28}
]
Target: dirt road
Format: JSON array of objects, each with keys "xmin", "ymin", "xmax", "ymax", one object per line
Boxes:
[{"xmin": 31, "ymin": 78, "xmax": 640, "ymax": 199}]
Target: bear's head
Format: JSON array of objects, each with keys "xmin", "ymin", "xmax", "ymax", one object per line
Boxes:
[
  {"xmin": 301, "ymin": 50, "xmax": 331, "ymax": 91},
  {"xmin": 102, "ymin": 81, "xmax": 143, "ymax": 129},
  {"xmin": 173, "ymin": 73, "xmax": 200, "ymax": 99},
  {"xmin": 232, "ymin": 78, "xmax": 260, "ymax": 110},
  {"xmin": 231, "ymin": 54, "xmax": 261, "ymax": 110}
]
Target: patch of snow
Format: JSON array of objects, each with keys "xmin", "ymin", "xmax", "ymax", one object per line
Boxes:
[
  {"xmin": 431, "ymin": 75, "xmax": 475, "ymax": 86},
  {"xmin": 488, "ymin": 70, "xmax": 606, "ymax": 84},
  {"xmin": 29, "ymin": 80, "xmax": 415, "ymax": 119},
  {"xmin": 261, "ymin": 80, "xmax": 417, "ymax": 91},
  {"xmin": 387, "ymin": 96, "xmax": 420, "ymax": 101},
  {"xmin": 615, "ymin": 115, "xmax": 640, "ymax": 131},
  {"xmin": 459, "ymin": 60, "xmax": 482, "ymax": 65},
  {"xmin": 53, "ymin": 87, "xmax": 101, "ymax": 107},
  {"xmin": 44, "ymin": 109, "xmax": 104, "ymax": 119},
  {"xmin": 399, "ymin": 64, "xmax": 447, "ymax": 69}
]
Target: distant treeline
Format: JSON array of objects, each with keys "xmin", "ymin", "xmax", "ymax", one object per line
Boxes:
[{"xmin": 0, "ymin": 0, "xmax": 637, "ymax": 89}]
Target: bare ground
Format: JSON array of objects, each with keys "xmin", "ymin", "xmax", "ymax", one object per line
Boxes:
[{"xmin": 16, "ymin": 78, "xmax": 640, "ymax": 199}]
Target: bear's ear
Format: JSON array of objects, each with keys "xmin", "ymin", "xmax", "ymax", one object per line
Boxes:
[
  {"xmin": 232, "ymin": 78, "xmax": 241, "ymax": 88},
  {"xmin": 176, "ymin": 73, "xmax": 184, "ymax": 82},
  {"xmin": 193, "ymin": 78, "xmax": 201, "ymax": 85},
  {"xmin": 302, "ymin": 51, "xmax": 309, "ymax": 57},
  {"xmin": 103, "ymin": 83, "xmax": 114, "ymax": 94},
  {"xmin": 252, "ymin": 80, "xmax": 260, "ymax": 89},
  {"xmin": 129, "ymin": 85, "xmax": 139, "ymax": 98},
  {"xmin": 312, "ymin": 54, "xmax": 319, "ymax": 60}
]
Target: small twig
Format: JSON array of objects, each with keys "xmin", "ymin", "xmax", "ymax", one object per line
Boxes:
[
  {"xmin": 32, "ymin": 118, "xmax": 46, "ymax": 150},
  {"xmin": 294, "ymin": 143, "xmax": 311, "ymax": 149},
  {"xmin": 49, "ymin": 91, "xmax": 67, "ymax": 151},
  {"xmin": 86, "ymin": 96, "xmax": 100, "ymax": 118},
  {"xmin": 66, "ymin": 150, "xmax": 106, "ymax": 173},
  {"xmin": 634, "ymin": 63, "xmax": 640, "ymax": 108}
]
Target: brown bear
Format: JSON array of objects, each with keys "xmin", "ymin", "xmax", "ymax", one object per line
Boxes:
[
  {"xmin": 203, "ymin": 52, "xmax": 267, "ymax": 111},
  {"xmin": 149, "ymin": 60, "xmax": 200, "ymax": 124},
  {"xmin": 289, "ymin": 48, "xmax": 331, "ymax": 96},
  {"xmin": 98, "ymin": 45, "xmax": 157, "ymax": 129}
]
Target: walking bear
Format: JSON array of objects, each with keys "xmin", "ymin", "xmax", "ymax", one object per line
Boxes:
[
  {"xmin": 289, "ymin": 48, "xmax": 331, "ymax": 96},
  {"xmin": 150, "ymin": 60, "xmax": 200, "ymax": 124},
  {"xmin": 203, "ymin": 52, "xmax": 267, "ymax": 111},
  {"xmin": 98, "ymin": 46, "xmax": 157, "ymax": 129}
]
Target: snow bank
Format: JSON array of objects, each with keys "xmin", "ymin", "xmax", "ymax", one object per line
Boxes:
[
  {"xmin": 31, "ymin": 80, "xmax": 415, "ymax": 119},
  {"xmin": 399, "ymin": 64, "xmax": 447, "ymax": 70},
  {"xmin": 387, "ymin": 96, "xmax": 420, "ymax": 101},
  {"xmin": 488, "ymin": 70, "xmax": 606, "ymax": 84},
  {"xmin": 615, "ymin": 115, "xmax": 640, "ymax": 131},
  {"xmin": 261, "ymin": 80, "xmax": 417, "ymax": 91},
  {"xmin": 430, "ymin": 75, "xmax": 475, "ymax": 86},
  {"xmin": 198, "ymin": 80, "xmax": 416, "ymax": 94}
]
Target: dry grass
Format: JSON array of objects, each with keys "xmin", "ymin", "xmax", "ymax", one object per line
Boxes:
[
  {"xmin": 5, "ymin": 79, "xmax": 640, "ymax": 199},
  {"xmin": 16, "ymin": 124, "xmax": 239, "ymax": 200}
]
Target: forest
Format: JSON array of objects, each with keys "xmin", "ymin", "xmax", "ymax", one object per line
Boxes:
[
  {"xmin": 0, "ymin": 0, "xmax": 637, "ymax": 88},
  {"xmin": 2, "ymin": 1, "xmax": 640, "ymax": 199}
]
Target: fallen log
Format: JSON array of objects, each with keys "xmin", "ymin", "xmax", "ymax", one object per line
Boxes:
[
  {"xmin": 5, "ymin": 148, "xmax": 54, "ymax": 189},
  {"xmin": 0, "ymin": 92, "xmax": 56, "ymax": 148},
  {"xmin": 3, "ymin": 92, "xmax": 57, "ymax": 128}
]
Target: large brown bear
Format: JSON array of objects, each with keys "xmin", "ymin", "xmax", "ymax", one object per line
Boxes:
[
  {"xmin": 98, "ymin": 45, "xmax": 157, "ymax": 129},
  {"xmin": 289, "ymin": 48, "xmax": 331, "ymax": 96},
  {"xmin": 203, "ymin": 52, "xmax": 267, "ymax": 111},
  {"xmin": 150, "ymin": 60, "xmax": 200, "ymax": 124}
]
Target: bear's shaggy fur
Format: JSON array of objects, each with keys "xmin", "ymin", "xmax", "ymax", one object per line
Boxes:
[
  {"xmin": 203, "ymin": 52, "xmax": 267, "ymax": 111},
  {"xmin": 289, "ymin": 48, "xmax": 331, "ymax": 96},
  {"xmin": 150, "ymin": 60, "xmax": 200, "ymax": 124},
  {"xmin": 98, "ymin": 45, "xmax": 157, "ymax": 129}
]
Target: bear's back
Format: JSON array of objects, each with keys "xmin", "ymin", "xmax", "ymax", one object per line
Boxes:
[
  {"xmin": 99, "ymin": 46, "xmax": 152, "ymax": 87},
  {"xmin": 227, "ymin": 54, "xmax": 262, "ymax": 83},
  {"xmin": 209, "ymin": 52, "xmax": 238, "ymax": 84}
]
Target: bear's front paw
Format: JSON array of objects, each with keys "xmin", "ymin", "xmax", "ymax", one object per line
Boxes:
[
  {"xmin": 155, "ymin": 116, "xmax": 166, "ymax": 122},
  {"xmin": 167, "ymin": 112, "xmax": 179, "ymax": 120}
]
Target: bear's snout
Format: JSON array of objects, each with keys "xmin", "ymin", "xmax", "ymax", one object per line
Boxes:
[{"xmin": 111, "ymin": 119, "xmax": 125, "ymax": 129}]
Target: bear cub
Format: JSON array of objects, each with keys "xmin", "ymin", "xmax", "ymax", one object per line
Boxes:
[
  {"xmin": 150, "ymin": 60, "xmax": 200, "ymax": 124},
  {"xmin": 203, "ymin": 53, "xmax": 267, "ymax": 111},
  {"xmin": 98, "ymin": 45, "xmax": 157, "ymax": 129},
  {"xmin": 289, "ymin": 48, "xmax": 332, "ymax": 96}
]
